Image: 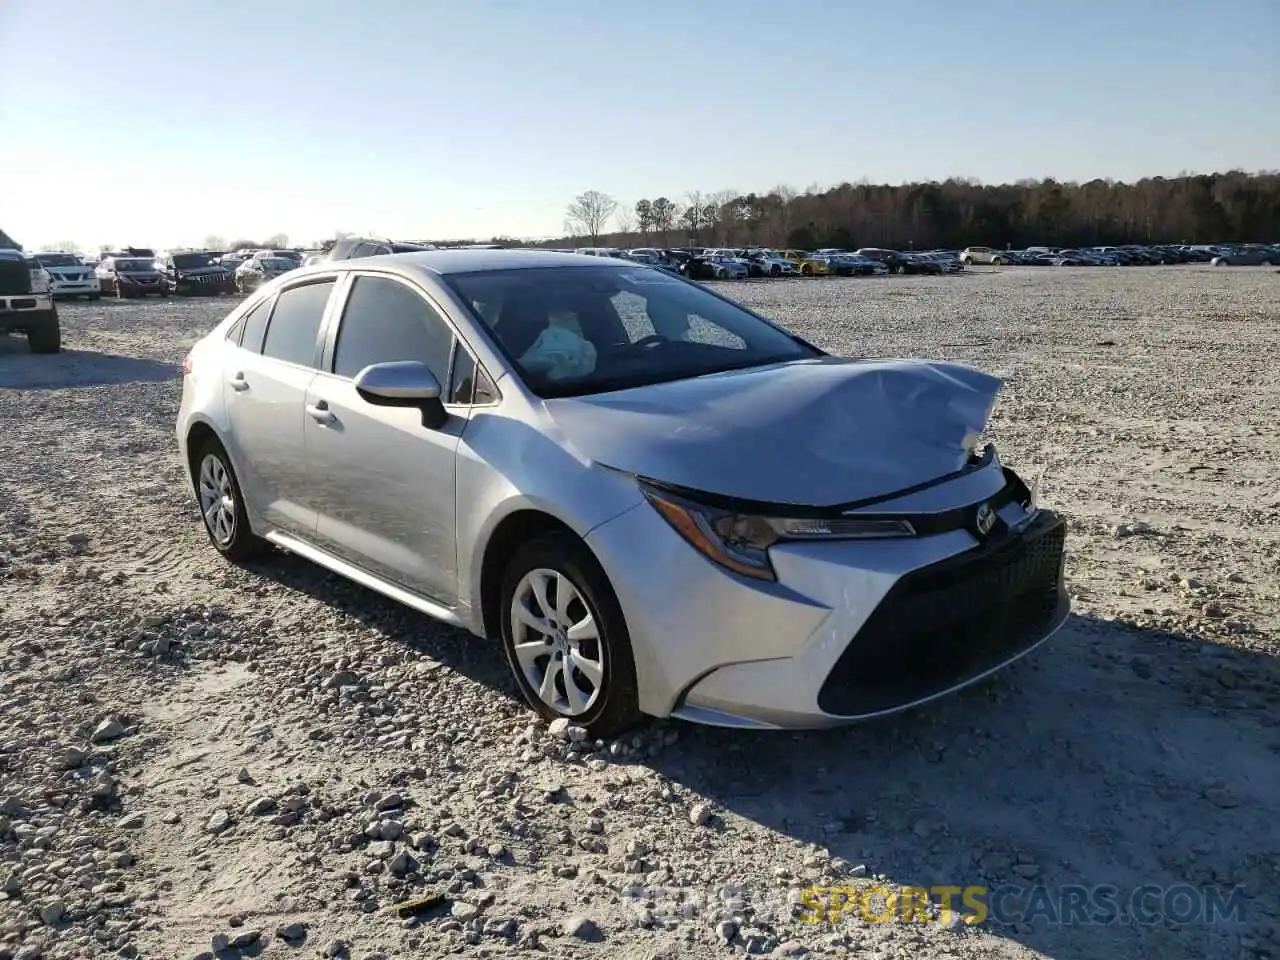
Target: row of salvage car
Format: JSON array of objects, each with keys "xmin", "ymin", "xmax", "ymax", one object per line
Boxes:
[
  {"xmin": 27, "ymin": 247, "xmax": 308, "ymax": 300},
  {"xmin": 570, "ymin": 246, "xmax": 966, "ymax": 279}
]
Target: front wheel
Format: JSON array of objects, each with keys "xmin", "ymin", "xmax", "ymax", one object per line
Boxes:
[
  {"xmin": 499, "ymin": 532, "xmax": 641, "ymax": 738},
  {"xmin": 991, "ymin": 257, "xmax": 1003, "ymax": 266},
  {"xmin": 26, "ymin": 310, "xmax": 61, "ymax": 354},
  {"xmin": 194, "ymin": 439, "xmax": 264, "ymax": 562}
]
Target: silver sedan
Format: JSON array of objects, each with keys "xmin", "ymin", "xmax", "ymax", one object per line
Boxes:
[{"xmin": 176, "ymin": 250, "xmax": 1069, "ymax": 735}]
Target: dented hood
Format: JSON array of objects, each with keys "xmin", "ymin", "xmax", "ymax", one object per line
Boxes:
[{"xmin": 544, "ymin": 357, "xmax": 1003, "ymax": 507}]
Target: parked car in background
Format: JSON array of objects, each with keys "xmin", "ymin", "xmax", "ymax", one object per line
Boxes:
[
  {"xmin": 175, "ymin": 249, "xmax": 1068, "ymax": 735},
  {"xmin": 235, "ymin": 254, "xmax": 297, "ymax": 292},
  {"xmin": 1211, "ymin": 245, "xmax": 1276, "ymax": 266},
  {"xmin": 325, "ymin": 237, "xmax": 438, "ymax": 262},
  {"xmin": 783, "ymin": 250, "xmax": 832, "ymax": 276},
  {"xmin": 96, "ymin": 256, "xmax": 167, "ymax": 297},
  {"xmin": 701, "ymin": 253, "xmax": 749, "ymax": 279},
  {"xmin": 900, "ymin": 253, "xmax": 946, "ymax": 275},
  {"xmin": 853, "ymin": 248, "xmax": 910, "ymax": 274},
  {"xmin": 749, "ymin": 250, "xmax": 800, "ymax": 276},
  {"xmin": 32, "ymin": 251, "xmax": 101, "ymax": 300},
  {"xmin": 959, "ymin": 246, "xmax": 1004, "ymax": 266},
  {"xmin": 0, "ymin": 249, "xmax": 60, "ymax": 352},
  {"xmin": 159, "ymin": 251, "xmax": 237, "ymax": 296}
]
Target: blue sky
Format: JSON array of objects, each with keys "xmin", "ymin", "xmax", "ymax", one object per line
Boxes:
[{"xmin": 1, "ymin": 0, "xmax": 1276, "ymax": 250}]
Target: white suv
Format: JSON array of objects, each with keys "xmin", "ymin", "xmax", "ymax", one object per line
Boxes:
[
  {"xmin": 33, "ymin": 252, "xmax": 101, "ymax": 300},
  {"xmin": 959, "ymin": 246, "xmax": 1004, "ymax": 266}
]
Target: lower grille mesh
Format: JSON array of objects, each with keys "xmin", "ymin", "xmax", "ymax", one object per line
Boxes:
[{"xmin": 817, "ymin": 513, "xmax": 1067, "ymax": 716}]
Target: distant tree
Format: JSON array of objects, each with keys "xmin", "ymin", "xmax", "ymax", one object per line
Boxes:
[
  {"xmin": 263, "ymin": 233, "xmax": 289, "ymax": 249},
  {"xmin": 649, "ymin": 197, "xmax": 677, "ymax": 246},
  {"xmin": 680, "ymin": 191, "xmax": 717, "ymax": 243},
  {"xmin": 564, "ymin": 191, "xmax": 619, "ymax": 244},
  {"xmin": 227, "ymin": 238, "xmax": 261, "ymax": 251},
  {"xmin": 634, "ymin": 199, "xmax": 653, "ymax": 239},
  {"xmin": 202, "ymin": 235, "xmax": 227, "ymax": 252},
  {"xmin": 614, "ymin": 207, "xmax": 635, "ymax": 237},
  {"xmin": 548, "ymin": 172, "xmax": 1280, "ymax": 250},
  {"xmin": 44, "ymin": 240, "xmax": 82, "ymax": 254}
]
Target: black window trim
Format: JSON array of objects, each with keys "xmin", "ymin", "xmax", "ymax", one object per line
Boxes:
[
  {"xmin": 225, "ymin": 291, "xmax": 275, "ymax": 346},
  {"xmin": 319, "ymin": 269, "xmax": 501, "ymax": 408},
  {"xmin": 257, "ymin": 273, "xmax": 341, "ymax": 370}
]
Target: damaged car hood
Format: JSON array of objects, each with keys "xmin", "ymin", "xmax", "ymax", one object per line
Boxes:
[{"xmin": 544, "ymin": 357, "xmax": 1002, "ymax": 507}]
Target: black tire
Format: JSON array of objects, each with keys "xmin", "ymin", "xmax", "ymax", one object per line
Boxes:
[
  {"xmin": 499, "ymin": 531, "xmax": 642, "ymax": 738},
  {"xmin": 193, "ymin": 437, "xmax": 264, "ymax": 562},
  {"xmin": 88, "ymin": 293, "xmax": 101, "ymax": 301},
  {"xmin": 26, "ymin": 310, "xmax": 61, "ymax": 354}
]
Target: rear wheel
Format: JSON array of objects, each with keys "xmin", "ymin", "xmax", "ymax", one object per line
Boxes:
[
  {"xmin": 194, "ymin": 438, "xmax": 264, "ymax": 562},
  {"xmin": 499, "ymin": 532, "xmax": 641, "ymax": 738},
  {"xmin": 26, "ymin": 310, "xmax": 61, "ymax": 354}
]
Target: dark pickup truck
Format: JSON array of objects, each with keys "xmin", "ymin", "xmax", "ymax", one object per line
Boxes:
[{"xmin": 0, "ymin": 248, "xmax": 61, "ymax": 353}]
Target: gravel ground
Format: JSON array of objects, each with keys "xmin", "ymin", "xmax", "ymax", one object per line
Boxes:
[{"xmin": 0, "ymin": 266, "xmax": 1277, "ymax": 960}]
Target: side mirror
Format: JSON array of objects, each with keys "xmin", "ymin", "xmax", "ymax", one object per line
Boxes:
[{"xmin": 354, "ymin": 361, "xmax": 447, "ymax": 429}]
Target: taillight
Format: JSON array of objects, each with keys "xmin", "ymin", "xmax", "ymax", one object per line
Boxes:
[{"xmin": 181, "ymin": 353, "xmax": 193, "ymax": 376}]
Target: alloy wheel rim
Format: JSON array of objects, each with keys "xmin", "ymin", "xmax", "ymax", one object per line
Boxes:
[
  {"xmin": 197, "ymin": 454, "xmax": 237, "ymax": 546},
  {"xmin": 510, "ymin": 567, "xmax": 604, "ymax": 716}
]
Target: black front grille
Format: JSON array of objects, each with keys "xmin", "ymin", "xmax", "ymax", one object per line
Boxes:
[
  {"xmin": 817, "ymin": 512, "xmax": 1068, "ymax": 716},
  {"xmin": 0, "ymin": 260, "xmax": 31, "ymax": 296}
]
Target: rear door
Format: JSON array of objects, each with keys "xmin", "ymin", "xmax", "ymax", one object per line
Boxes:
[
  {"xmin": 305, "ymin": 272, "xmax": 472, "ymax": 602},
  {"xmin": 223, "ymin": 276, "xmax": 339, "ymax": 535}
]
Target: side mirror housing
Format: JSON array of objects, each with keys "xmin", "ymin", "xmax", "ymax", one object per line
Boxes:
[{"xmin": 354, "ymin": 361, "xmax": 448, "ymax": 429}]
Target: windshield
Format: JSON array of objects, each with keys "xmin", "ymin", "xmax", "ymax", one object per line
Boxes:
[
  {"xmin": 116, "ymin": 259, "xmax": 155, "ymax": 272},
  {"xmin": 35, "ymin": 254, "xmax": 81, "ymax": 267},
  {"xmin": 445, "ymin": 265, "xmax": 819, "ymax": 399},
  {"xmin": 261, "ymin": 258, "xmax": 294, "ymax": 271},
  {"xmin": 173, "ymin": 253, "xmax": 216, "ymax": 269}
]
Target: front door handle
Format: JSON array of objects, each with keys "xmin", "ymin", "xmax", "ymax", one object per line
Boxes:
[
  {"xmin": 228, "ymin": 372, "xmax": 249, "ymax": 391},
  {"xmin": 306, "ymin": 400, "xmax": 336, "ymax": 425}
]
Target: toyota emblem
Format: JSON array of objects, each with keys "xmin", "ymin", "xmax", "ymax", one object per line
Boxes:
[{"xmin": 975, "ymin": 502, "xmax": 996, "ymax": 537}]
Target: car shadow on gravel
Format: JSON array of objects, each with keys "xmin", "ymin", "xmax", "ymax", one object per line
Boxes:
[
  {"xmin": 241, "ymin": 549, "xmax": 517, "ymax": 693},
  {"xmin": 645, "ymin": 614, "xmax": 1279, "ymax": 960},
  {"xmin": 0, "ymin": 345, "xmax": 180, "ymax": 390}
]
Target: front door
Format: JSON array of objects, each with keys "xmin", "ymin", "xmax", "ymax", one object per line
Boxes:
[{"xmin": 305, "ymin": 273, "xmax": 465, "ymax": 603}]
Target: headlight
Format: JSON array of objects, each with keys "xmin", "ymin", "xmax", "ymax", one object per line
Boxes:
[{"xmin": 639, "ymin": 482, "xmax": 915, "ymax": 582}]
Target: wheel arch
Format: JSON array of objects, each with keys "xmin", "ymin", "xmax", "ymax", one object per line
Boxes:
[
  {"xmin": 477, "ymin": 508, "xmax": 588, "ymax": 642},
  {"xmin": 183, "ymin": 419, "xmax": 223, "ymax": 490}
]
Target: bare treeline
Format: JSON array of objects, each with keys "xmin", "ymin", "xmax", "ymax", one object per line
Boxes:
[{"xmin": 558, "ymin": 171, "xmax": 1280, "ymax": 250}]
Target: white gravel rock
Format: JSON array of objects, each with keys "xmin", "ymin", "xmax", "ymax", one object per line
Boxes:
[{"xmin": 0, "ymin": 275, "xmax": 1276, "ymax": 960}]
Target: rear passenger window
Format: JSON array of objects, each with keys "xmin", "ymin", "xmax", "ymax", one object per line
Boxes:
[
  {"xmin": 261, "ymin": 280, "xmax": 334, "ymax": 367},
  {"xmin": 333, "ymin": 276, "xmax": 454, "ymax": 382},
  {"xmin": 237, "ymin": 298, "xmax": 272, "ymax": 352}
]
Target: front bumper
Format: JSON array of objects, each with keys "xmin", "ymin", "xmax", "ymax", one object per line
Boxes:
[
  {"xmin": 0, "ymin": 294, "xmax": 55, "ymax": 330},
  {"xmin": 50, "ymin": 277, "xmax": 100, "ymax": 297},
  {"xmin": 585, "ymin": 462, "xmax": 1069, "ymax": 729},
  {"xmin": 171, "ymin": 274, "xmax": 235, "ymax": 295}
]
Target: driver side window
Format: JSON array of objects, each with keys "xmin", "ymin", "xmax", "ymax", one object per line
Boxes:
[{"xmin": 332, "ymin": 275, "xmax": 455, "ymax": 383}]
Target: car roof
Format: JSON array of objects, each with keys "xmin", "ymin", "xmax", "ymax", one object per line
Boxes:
[{"xmin": 300, "ymin": 248, "xmax": 627, "ymax": 278}]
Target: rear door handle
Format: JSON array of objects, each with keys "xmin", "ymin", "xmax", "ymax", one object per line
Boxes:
[
  {"xmin": 228, "ymin": 372, "xmax": 249, "ymax": 391},
  {"xmin": 306, "ymin": 400, "xmax": 336, "ymax": 425}
]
